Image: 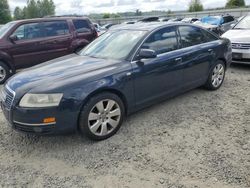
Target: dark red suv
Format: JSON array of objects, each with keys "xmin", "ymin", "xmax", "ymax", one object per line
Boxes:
[{"xmin": 0, "ymin": 17, "xmax": 98, "ymax": 83}]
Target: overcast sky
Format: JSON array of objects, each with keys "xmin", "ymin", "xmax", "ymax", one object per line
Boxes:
[{"xmin": 8, "ymin": 0, "xmax": 250, "ymax": 15}]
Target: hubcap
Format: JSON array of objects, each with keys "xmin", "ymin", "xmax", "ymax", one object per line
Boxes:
[
  {"xmin": 0, "ymin": 66, "xmax": 6, "ymax": 82},
  {"xmin": 212, "ymin": 64, "xmax": 224, "ymax": 88},
  {"xmin": 88, "ymin": 99, "xmax": 121, "ymax": 136}
]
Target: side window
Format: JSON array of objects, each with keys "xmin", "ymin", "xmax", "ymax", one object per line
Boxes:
[
  {"xmin": 202, "ymin": 30, "xmax": 218, "ymax": 42},
  {"xmin": 223, "ymin": 16, "xmax": 234, "ymax": 23},
  {"xmin": 73, "ymin": 20, "xmax": 91, "ymax": 33},
  {"xmin": 141, "ymin": 27, "xmax": 178, "ymax": 55},
  {"xmin": 11, "ymin": 23, "xmax": 43, "ymax": 40},
  {"xmin": 43, "ymin": 21, "xmax": 69, "ymax": 37},
  {"xmin": 178, "ymin": 26, "xmax": 207, "ymax": 48}
]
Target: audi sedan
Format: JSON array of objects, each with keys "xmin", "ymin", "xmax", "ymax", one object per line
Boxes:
[{"xmin": 1, "ymin": 23, "xmax": 232, "ymax": 140}]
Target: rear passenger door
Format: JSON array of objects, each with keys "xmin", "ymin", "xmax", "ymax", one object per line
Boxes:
[
  {"xmin": 40, "ymin": 20, "xmax": 73, "ymax": 61},
  {"xmin": 72, "ymin": 19, "xmax": 96, "ymax": 48},
  {"xmin": 177, "ymin": 26, "xmax": 216, "ymax": 88}
]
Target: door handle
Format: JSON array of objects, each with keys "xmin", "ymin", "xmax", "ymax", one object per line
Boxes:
[{"xmin": 175, "ymin": 57, "xmax": 182, "ymax": 63}]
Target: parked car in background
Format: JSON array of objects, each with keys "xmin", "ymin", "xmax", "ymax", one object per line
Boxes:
[
  {"xmin": 182, "ymin": 17, "xmax": 199, "ymax": 23},
  {"xmin": 193, "ymin": 20, "xmax": 224, "ymax": 35},
  {"xmin": 102, "ymin": 23, "xmax": 117, "ymax": 29},
  {"xmin": 195, "ymin": 15, "xmax": 237, "ymax": 35},
  {"xmin": 0, "ymin": 17, "xmax": 97, "ymax": 83},
  {"xmin": 138, "ymin": 17, "xmax": 160, "ymax": 22},
  {"xmin": 222, "ymin": 15, "xmax": 250, "ymax": 64},
  {"xmin": 1, "ymin": 23, "xmax": 232, "ymax": 140},
  {"xmin": 94, "ymin": 23, "xmax": 107, "ymax": 36}
]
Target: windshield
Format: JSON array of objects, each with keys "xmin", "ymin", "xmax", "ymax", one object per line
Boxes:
[
  {"xmin": 201, "ymin": 16, "xmax": 222, "ymax": 25},
  {"xmin": 80, "ymin": 30, "xmax": 146, "ymax": 60},
  {"xmin": 0, "ymin": 22, "xmax": 15, "ymax": 38},
  {"xmin": 234, "ymin": 16, "xmax": 250, "ymax": 29}
]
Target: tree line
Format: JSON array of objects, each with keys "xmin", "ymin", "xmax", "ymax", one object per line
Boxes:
[
  {"xmin": 0, "ymin": 0, "xmax": 55, "ymax": 24},
  {"xmin": 0, "ymin": 0, "xmax": 248, "ymax": 24},
  {"xmin": 189, "ymin": 0, "xmax": 245, "ymax": 12}
]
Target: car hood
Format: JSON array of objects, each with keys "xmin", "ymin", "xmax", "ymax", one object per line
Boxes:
[
  {"xmin": 222, "ymin": 29, "xmax": 250, "ymax": 42},
  {"xmin": 6, "ymin": 54, "xmax": 123, "ymax": 94}
]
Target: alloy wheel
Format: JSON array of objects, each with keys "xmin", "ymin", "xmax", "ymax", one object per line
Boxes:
[
  {"xmin": 0, "ymin": 66, "xmax": 6, "ymax": 82},
  {"xmin": 88, "ymin": 99, "xmax": 121, "ymax": 136},
  {"xmin": 211, "ymin": 64, "xmax": 224, "ymax": 88}
]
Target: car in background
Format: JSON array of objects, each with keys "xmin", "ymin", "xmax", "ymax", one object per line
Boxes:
[
  {"xmin": 0, "ymin": 17, "xmax": 97, "ymax": 83},
  {"xmin": 182, "ymin": 17, "xmax": 199, "ymax": 23},
  {"xmin": 222, "ymin": 15, "xmax": 250, "ymax": 64},
  {"xmin": 94, "ymin": 23, "xmax": 107, "ymax": 36},
  {"xmin": 1, "ymin": 23, "xmax": 232, "ymax": 140},
  {"xmin": 169, "ymin": 18, "xmax": 184, "ymax": 22},
  {"xmin": 102, "ymin": 23, "xmax": 117, "ymax": 29},
  {"xmin": 193, "ymin": 20, "xmax": 224, "ymax": 35},
  {"xmin": 138, "ymin": 17, "xmax": 160, "ymax": 22},
  {"xmin": 195, "ymin": 15, "xmax": 237, "ymax": 35}
]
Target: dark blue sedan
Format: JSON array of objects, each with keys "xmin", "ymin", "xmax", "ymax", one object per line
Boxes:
[{"xmin": 1, "ymin": 23, "xmax": 232, "ymax": 140}]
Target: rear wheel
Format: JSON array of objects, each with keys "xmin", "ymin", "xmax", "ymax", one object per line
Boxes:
[
  {"xmin": 0, "ymin": 61, "xmax": 11, "ymax": 84},
  {"xmin": 205, "ymin": 60, "xmax": 225, "ymax": 90},
  {"xmin": 79, "ymin": 92, "xmax": 125, "ymax": 140}
]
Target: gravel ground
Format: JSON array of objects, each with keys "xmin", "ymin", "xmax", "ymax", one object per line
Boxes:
[{"xmin": 0, "ymin": 64, "xmax": 249, "ymax": 188}]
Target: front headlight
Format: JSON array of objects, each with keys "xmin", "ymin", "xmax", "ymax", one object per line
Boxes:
[{"xmin": 19, "ymin": 93, "xmax": 63, "ymax": 108}]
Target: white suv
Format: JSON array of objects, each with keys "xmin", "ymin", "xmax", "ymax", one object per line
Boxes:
[{"xmin": 222, "ymin": 15, "xmax": 250, "ymax": 64}]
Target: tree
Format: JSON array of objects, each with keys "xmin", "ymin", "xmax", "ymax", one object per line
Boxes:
[
  {"xmin": 26, "ymin": 0, "xmax": 39, "ymax": 18},
  {"xmin": 226, "ymin": 0, "xmax": 245, "ymax": 8},
  {"xmin": 188, "ymin": 0, "xmax": 203, "ymax": 12},
  {"xmin": 37, "ymin": 0, "xmax": 55, "ymax": 17},
  {"xmin": 14, "ymin": 0, "xmax": 55, "ymax": 20},
  {"xmin": 135, "ymin": 9, "xmax": 142, "ymax": 16},
  {"xmin": 103, "ymin": 13, "xmax": 110, "ymax": 19},
  {"xmin": 0, "ymin": 0, "xmax": 12, "ymax": 24},
  {"xmin": 14, "ymin": 7, "xmax": 24, "ymax": 20}
]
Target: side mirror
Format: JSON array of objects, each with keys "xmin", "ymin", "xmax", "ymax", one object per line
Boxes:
[
  {"xmin": 9, "ymin": 35, "xmax": 18, "ymax": 43},
  {"xmin": 138, "ymin": 49, "xmax": 157, "ymax": 59}
]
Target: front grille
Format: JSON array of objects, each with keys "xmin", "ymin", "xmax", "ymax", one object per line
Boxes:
[
  {"xmin": 232, "ymin": 43, "xmax": 250, "ymax": 50},
  {"xmin": 2, "ymin": 86, "xmax": 15, "ymax": 110}
]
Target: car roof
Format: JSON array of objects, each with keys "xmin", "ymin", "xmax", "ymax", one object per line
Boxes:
[
  {"xmin": 110, "ymin": 22, "xmax": 199, "ymax": 31},
  {"xmin": 9, "ymin": 17, "xmax": 89, "ymax": 24}
]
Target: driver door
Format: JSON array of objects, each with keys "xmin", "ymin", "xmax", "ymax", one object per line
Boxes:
[
  {"xmin": 8, "ymin": 22, "xmax": 47, "ymax": 69},
  {"xmin": 132, "ymin": 26, "xmax": 185, "ymax": 109}
]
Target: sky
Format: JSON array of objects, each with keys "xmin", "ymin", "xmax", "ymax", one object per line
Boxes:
[{"xmin": 8, "ymin": 0, "xmax": 250, "ymax": 15}]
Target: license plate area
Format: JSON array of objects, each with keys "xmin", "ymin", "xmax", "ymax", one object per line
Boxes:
[{"xmin": 232, "ymin": 53, "xmax": 242, "ymax": 59}]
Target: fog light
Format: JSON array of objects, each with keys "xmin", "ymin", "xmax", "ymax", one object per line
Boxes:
[{"xmin": 43, "ymin": 117, "xmax": 56, "ymax": 123}]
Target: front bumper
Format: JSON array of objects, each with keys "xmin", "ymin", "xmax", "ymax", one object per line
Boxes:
[
  {"xmin": 1, "ymin": 99, "xmax": 79, "ymax": 135},
  {"xmin": 232, "ymin": 48, "xmax": 250, "ymax": 64}
]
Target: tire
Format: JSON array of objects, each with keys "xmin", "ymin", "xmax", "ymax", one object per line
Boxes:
[
  {"xmin": 204, "ymin": 60, "xmax": 226, "ymax": 90},
  {"xmin": 79, "ymin": 92, "xmax": 125, "ymax": 141},
  {"xmin": 0, "ymin": 61, "xmax": 11, "ymax": 84}
]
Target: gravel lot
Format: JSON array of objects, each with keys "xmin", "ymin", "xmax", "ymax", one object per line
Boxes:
[{"xmin": 0, "ymin": 64, "xmax": 249, "ymax": 188}]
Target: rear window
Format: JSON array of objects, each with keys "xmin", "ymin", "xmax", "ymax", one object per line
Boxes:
[
  {"xmin": 73, "ymin": 19, "xmax": 91, "ymax": 33},
  {"xmin": 43, "ymin": 21, "xmax": 69, "ymax": 37}
]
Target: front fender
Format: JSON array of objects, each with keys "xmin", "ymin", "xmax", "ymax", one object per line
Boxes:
[{"xmin": 0, "ymin": 50, "xmax": 15, "ymax": 73}]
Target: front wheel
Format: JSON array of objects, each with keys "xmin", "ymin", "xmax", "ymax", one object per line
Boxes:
[
  {"xmin": 0, "ymin": 61, "xmax": 11, "ymax": 84},
  {"xmin": 79, "ymin": 92, "xmax": 125, "ymax": 140},
  {"xmin": 204, "ymin": 60, "xmax": 225, "ymax": 90}
]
